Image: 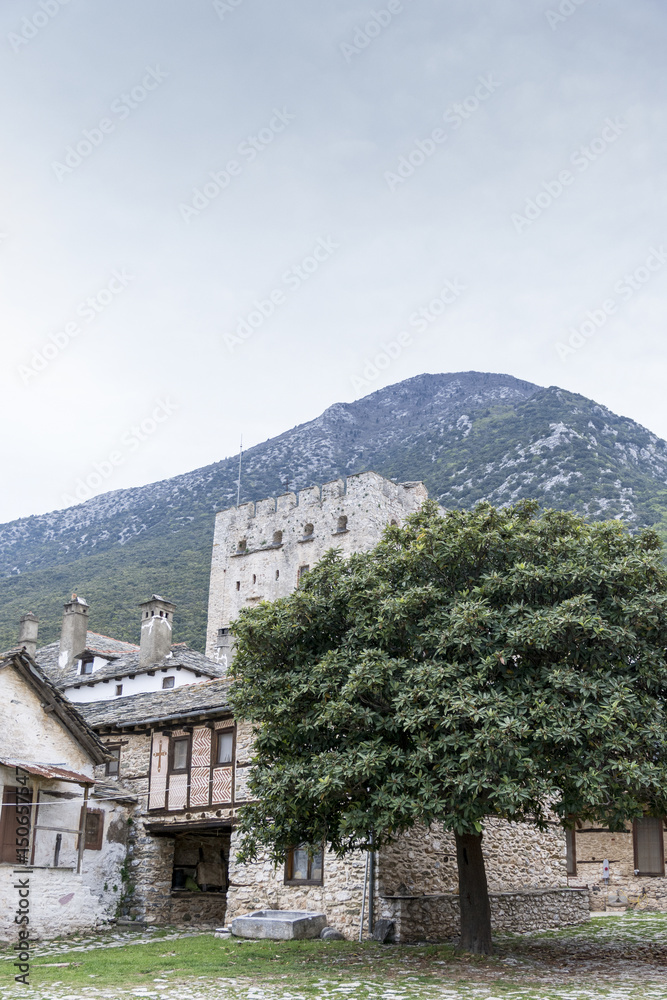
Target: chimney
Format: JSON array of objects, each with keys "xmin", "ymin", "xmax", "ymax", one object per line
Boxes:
[
  {"xmin": 59, "ymin": 595, "xmax": 90, "ymax": 670},
  {"xmin": 139, "ymin": 595, "xmax": 176, "ymax": 667},
  {"xmin": 215, "ymin": 627, "xmax": 235, "ymax": 674},
  {"xmin": 18, "ymin": 613, "xmax": 39, "ymax": 659}
]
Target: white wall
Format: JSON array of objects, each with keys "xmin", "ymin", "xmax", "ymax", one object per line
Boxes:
[
  {"xmin": 64, "ymin": 667, "xmax": 204, "ymax": 703},
  {"xmin": 0, "ymin": 665, "xmax": 93, "ymax": 775}
]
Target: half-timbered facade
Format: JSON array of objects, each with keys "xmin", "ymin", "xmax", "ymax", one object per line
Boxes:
[{"xmin": 80, "ymin": 678, "xmax": 241, "ymax": 926}]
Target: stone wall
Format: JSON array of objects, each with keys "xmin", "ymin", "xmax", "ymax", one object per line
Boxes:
[
  {"xmin": 0, "ymin": 867, "xmax": 109, "ymax": 943},
  {"xmin": 1, "ymin": 664, "xmax": 94, "ymax": 776},
  {"xmin": 205, "ymin": 472, "xmax": 428, "ymax": 658},
  {"xmin": 379, "ymin": 818, "xmax": 568, "ymax": 896},
  {"xmin": 0, "ymin": 764, "xmax": 133, "ymax": 941},
  {"xmin": 572, "ymin": 824, "xmax": 667, "ymax": 911},
  {"xmin": 380, "ymin": 888, "xmax": 590, "ymax": 943},
  {"xmin": 225, "ymin": 830, "xmax": 368, "ymax": 938}
]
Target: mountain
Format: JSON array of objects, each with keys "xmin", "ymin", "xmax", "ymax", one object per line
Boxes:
[{"xmin": 2, "ymin": 371, "xmax": 667, "ymax": 653}]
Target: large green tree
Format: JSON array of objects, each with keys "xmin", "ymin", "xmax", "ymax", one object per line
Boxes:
[{"xmin": 229, "ymin": 501, "xmax": 667, "ymax": 953}]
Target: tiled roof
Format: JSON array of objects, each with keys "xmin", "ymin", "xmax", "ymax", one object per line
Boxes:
[
  {"xmin": 38, "ymin": 637, "xmax": 224, "ymax": 690},
  {"xmin": 0, "ymin": 652, "xmax": 109, "ymax": 765},
  {"xmin": 79, "ymin": 677, "xmax": 233, "ymax": 729},
  {"xmin": 91, "ymin": 779, "xmax": 138, "ymax": 805},
  {"xmin": 37, "ymin": 632, "xmax": 140, "ymax": 682}
]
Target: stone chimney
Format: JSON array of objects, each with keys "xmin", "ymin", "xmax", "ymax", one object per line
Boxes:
[
  {"xmin": 139, "ymin": 595, "xmax": 176, "ymax": 667},
  {"xmin": 18, "ymin": 613, "xmax": 39, "ymax": 659},
  {"xmin": 59, "ymin": 595, "xmax": 90, "ymax": 670}
]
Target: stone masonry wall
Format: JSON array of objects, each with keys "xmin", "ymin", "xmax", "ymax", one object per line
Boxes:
[
  {"xmin": 225, "ymin": 830, "xmax": 368, "ymax": 938},
  {"xmin": 206, "ymin": 472, "xmax": 428, "ymax": 658},
  {"xmin": 379, "ymin": 888, "xmax": 589, "ymax": 943},
  {"xmin": 379, "ymin": 818, "xmax": 568, "ymax": 896},
  {"xmin": 572, "ymin": 824, "xmax": 667, "ymax": 911},
  {"xmin": 0, "ymin": 868, "xmax": 110, "ymax": 944}
]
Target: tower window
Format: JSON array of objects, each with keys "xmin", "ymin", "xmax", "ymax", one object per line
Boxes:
[
  {"xmin": 273, "ymin": 530, "xmax": 283, "ymax": 545},
  {"xmin": 252, "ymin": 574, "xmax": 257, "ymax": 584},
  {"xmin": 336, "ymin": 515, "xmax": 348, "ymax": 532},
  {"xmin": 298, "ymin": 565, "xmax": 310, "ymax": 583},
  {"xmin": 237, "ymin": 539, "xmax": 247, "ymax": 553},
  {"xmin": 236, "ymin": 581, "xmax": 241, "ymax": 591},
  {"xmin": 275, "ymin": 570, "xmax": 280, "ymax": 580},
  {"xmin": 303, "ymin": 523, "xmax": 314, "ymax": 538}
]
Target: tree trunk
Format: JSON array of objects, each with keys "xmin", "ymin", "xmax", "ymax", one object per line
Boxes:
[{"xmin": 454, "ymin": 830, "xmax": 493, "ymax": 955}]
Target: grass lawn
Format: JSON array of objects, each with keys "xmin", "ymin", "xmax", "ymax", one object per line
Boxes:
[{"xmin": 1, "ymin": 914, "xmax": 667, "ymax": 999}]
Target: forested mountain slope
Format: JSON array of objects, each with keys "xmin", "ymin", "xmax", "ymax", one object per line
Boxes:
[{"xmin": 2, "ymin": 371, "xmax": 666, "ymax": 651}]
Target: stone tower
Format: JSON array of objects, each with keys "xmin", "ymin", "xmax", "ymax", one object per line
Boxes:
[{"xmin": 205, "ymin": 471, "xmax": 428, "ymax": 662}]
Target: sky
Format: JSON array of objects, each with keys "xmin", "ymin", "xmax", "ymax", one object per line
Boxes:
[{"xmin": 1, "ymin": 0, "xmax": 666, "ymax": 523}]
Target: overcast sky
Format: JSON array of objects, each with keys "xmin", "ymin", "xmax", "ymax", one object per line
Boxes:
[{"xmin": 1, "ymin": 0, "xmax": 665, "ymax": 523}]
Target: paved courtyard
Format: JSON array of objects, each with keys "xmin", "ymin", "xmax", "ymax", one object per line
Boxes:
[{"xmin": 1, "ymin": 913, "xmax": 666, "ymax": 999}]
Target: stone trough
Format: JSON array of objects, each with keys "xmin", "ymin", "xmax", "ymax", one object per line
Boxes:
[{"xmin": 231, "ymin": 910, "xmax": 327, "ymax": 940}]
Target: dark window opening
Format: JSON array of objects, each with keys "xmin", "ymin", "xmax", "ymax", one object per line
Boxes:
[
  {"xmin": 162, "ymin": 676, "xmax": 175, "ymax": 689},
  {"xmin": 298, "ymin": 565, "xmax": 310, "ymax": 583},
  {"xmin": 252, "ymin": 574, "xmax": 257, "ymax": 584},
  {"xmin": 303, "ymin": 523, "xmax": 314, "ymax": 538},
  {"xmin": 273, "ymin": 530, "xmax": 283, "ymax": 545},
  {"xmin": 80, "ymin": 658, "xmax": 94, "ymax": 675},
  {"xmin": 337, "ymin": 515, "xmax": 348, "ymax": 532},
  {"xmin": 285, "ymin": 844, "xmax": 324, "ymax": 885},
  {"xmin": 237, "ymin": 539, "xmax": 247, "ymax": 553},
  {"xmin": 236, "ymin": 581, "xmax": 241, "ymax": 591},
  {"xmin": 105, "ymin": 746, "xmax": 121, "ymax": 777},
  {"xmin": 634, "ymin": 817, "xmax": 665, "ymax": 875},
  {"xmin": 171, "ymin": 830, "xmax": 231, "ymax": 893},
  {"xmin": 275, "ymin": 570, "xmax": 280, "ymax": 580},
  {"xmin": 115, "ymin": 684, "xmax": 123, "ymax": 697},
  {"xmin": 565, "ymin": 829, "xmax": 576, "ymax": 875}
]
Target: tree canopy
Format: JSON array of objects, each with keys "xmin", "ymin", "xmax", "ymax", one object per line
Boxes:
[{"xmin": 229, "ymin": 500, "xmax": 667, "ymax": 952}]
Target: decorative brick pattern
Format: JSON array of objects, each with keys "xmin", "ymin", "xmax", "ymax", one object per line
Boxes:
[
  {"xmin": 191, "ymin": 726, "xmax": 211, "ymax": 767},
  {"xmin": 212, "ymin": 767, "xmax": 232, "ymax": 804},
  {"xmin": 190, "ymin": 766, "xmax": 210, "ymax": 806}
]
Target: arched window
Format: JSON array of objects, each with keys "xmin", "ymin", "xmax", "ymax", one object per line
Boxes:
[
  {"xmin": 273, "ymin": 530, "xmax": 283, "ymax": 545},
  {"xmin": 337, "ymin": 515, "xmax": 348, "ymax": 532},
  {"xmin": 303, "ymin": 523, "xmax": 314, "ymax": 538}
]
